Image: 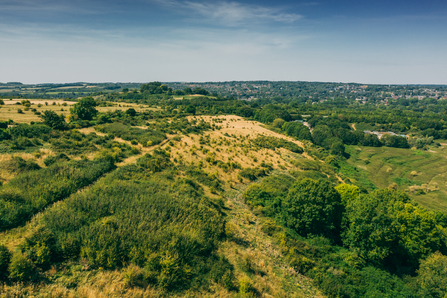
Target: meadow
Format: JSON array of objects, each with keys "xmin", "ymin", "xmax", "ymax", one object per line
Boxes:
[{"xmin": 345, "ymin": 143, "xmax": 447, "ymax": 211}]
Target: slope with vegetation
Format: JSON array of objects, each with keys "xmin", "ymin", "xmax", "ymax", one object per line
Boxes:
[{"xmin": 1, "ymin": 82, "xmax": 447, "ymax": 297}]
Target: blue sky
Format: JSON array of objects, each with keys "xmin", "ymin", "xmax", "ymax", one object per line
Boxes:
[{"xmin": 1, "ymin": 0, "xmax": 446, "ymax": 84}]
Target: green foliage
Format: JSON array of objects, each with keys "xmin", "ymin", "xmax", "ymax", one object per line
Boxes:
[
  {"xmin": 335, "ymin": 184, "xmax": 361, "ymax": 205},
  {"xmin": 9, "ymin": 123, "xmax": 51, "ymax": 139},
  {"xmin": 40, "ymin": 158, "xmax": 231, "ymax": 291},
  {"xmin": 136, "ymin": 149, "xmax": 172, "ymax": 172},
  {"xmin": 140, "ymin": 82, "xmax": 172, "ymax": 94},
  {"xmin": 254, "ymin": 104, "xmax": 292, "ymax": 123},
  {"xmin": 3, "ymin": 156, "xmax": 41, "ymax": 173},
  {"xmin": 243, "ymin": 174, "xmax": 295, "ymax": 216},
  {"xmin": 381, "ymin": 134, "xmax": 409, "ymax": 148},
  {"xmin": 282, "ymin": 122, "xmax": 312, "ymax": 141},
  {"xmin": 342, "ymin": 189, "xmax": 447, "ymax": 270},
  {"xmin": 96, "ymin": 123, "xmax": 166, "ymax": 146},
  {"xmin": 0, "ymin": 159, "xmax": 115, "ymax": 231},
  {"xmin": 415, "ymin": 252, "xmax": 447, "ymax": 298},
  {"xmin": 0, "ymin": 245, "xmax": 11, "ymax": 280},
  {"xmin": 272, "ymin": 118, "xmax": 285, "ymax": 128},
  {"xmin": 8, "ymin": 253, "xmax": 36, "ymax": 281},
  {"xmin": 70, "ymin": 97, "xmax": 98, "ymax": 120},
  {"xmin": 283, "ymin": 178, "xmax": 343, "ymax": 239},
  {"xmin": 251, "ymin": 135, "xmax": 303, "ymax": 153},
  {"xmin": 40, "ymin": 110, "xmax": 67, "ymax": 130},
  {"xmin": 43, "ymin": 153, "xmax": 70, "ymax": 167},
  {"xmin": 239, "ymin": 167, "xmax": 268, "ymax": 181}
]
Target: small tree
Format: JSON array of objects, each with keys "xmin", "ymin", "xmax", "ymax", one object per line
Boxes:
[
  {"xmin": 272, "ymin": 118, "xmax": 285, "ymax": 128},
  {"xmin": 70, "ymin": 97, "xmax": 98, "ymax": 120},
  {"xmin": 40, "ymin": 110, "xmax": 66, "ymax": 130},
  {"xmin": 283, "ymin": 178, "xmax": 343, "ymax": 238}
]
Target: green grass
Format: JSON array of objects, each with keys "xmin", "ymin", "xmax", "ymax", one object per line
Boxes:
[{"xmin": 345, "ymin": 144, "xmax": 447, "ymax": 212}]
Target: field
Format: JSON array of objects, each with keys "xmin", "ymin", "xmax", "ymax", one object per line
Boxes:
[
  {"xmin": 345, "ymin": 144, "xmax": 447, "ymax": 211},
  {"xmin": 0, "ymin": 100, "xmax": 156, "ymax": 123}
]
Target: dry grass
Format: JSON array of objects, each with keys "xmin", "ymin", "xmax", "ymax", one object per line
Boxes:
[
  {"xmin": 219, "ymin": 186, "xmax": 323, "ymax": 298},
  {"xmin": 0, "ymin": 101, "xmax": 158, "ymax": 123},
  {"xmin": 0, "ymin": 149, "xmax": 53, "ymax": 183}
]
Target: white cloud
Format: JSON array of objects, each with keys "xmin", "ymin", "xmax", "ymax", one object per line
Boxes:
[{"xmin": 154, "ymin": 0, "xmax": 302, "ymax": 26}]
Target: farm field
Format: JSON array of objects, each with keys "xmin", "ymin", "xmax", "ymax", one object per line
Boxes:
[{"xmin": 345, "ymin": 144, "xmax": 447, "ymax": 212}]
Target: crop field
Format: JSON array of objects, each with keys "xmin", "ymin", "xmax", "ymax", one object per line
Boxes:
[{"xmin": 345, "ymin": 144, "xmax": 447, "ymax": 212}]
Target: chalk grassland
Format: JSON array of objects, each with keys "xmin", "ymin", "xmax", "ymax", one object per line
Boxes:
[
  {"xmin": 345, "ymin": 144, "xmax": 447, "ymax": 212},
  {"xmin": 0, "ymin": 116, "xmax": 324, "ymax": 297},
  {"xmin": 0, "ymin": 100, "xmax": 157, "ymax": 123}
]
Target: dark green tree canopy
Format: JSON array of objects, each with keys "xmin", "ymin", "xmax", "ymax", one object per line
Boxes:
[
  {"xmin": 70, "ymin": 97, "xmax": 98, "ymax": 121},
  {"xmin": 40, "ymin": 110, "xmax": 66, "ymax": 130},
  {"xmin": 283, "ymin": 178, "xmax": 343, "ymax": 239}
]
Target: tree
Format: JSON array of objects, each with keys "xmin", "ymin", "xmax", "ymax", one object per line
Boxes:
[
  {"xmin": 0, "ymin": 99, "xmax": 4, "ymax": 105},
  {"xmin": 416, "ymin": 252, "xmax": 447, "ymax": 298},
  {"xmin": 40, "ymin": 110, "xmax": 66, "ymax": 130},
  {"xmin": 272, "ymin": 118, "xmax": 285, "ymax": 128},
  {"xmin": 342, "ymin": 189, "xmax": 446, "ymax": 269},
  {"xmin": 125, "ymin": 108, "xmax": 137, "ymax": 117},
  {"xmin": 283, "ymin": 178, "xmax": 343, "ymax": 238},
  {"xmin": 186, "ymin": 105, "xmax": 196, "ymax": 115},
  {"xmin": 335, "ymin": 184, "xmax": 361, "ymax": 205},
  {"xmin": 70, "ymin": 97, "xmax": 98, "ymax": 120}
]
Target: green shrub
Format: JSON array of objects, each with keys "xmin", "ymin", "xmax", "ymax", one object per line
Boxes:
[
  {"xmin": 239, "ymin": 167, "xmax": 268, "ymax": 181},
  {"xmin": 251, "ymin": 135, "xmax": 303, "ymax": 153},
  {"xmin": 0, "ymin": 159, "xmax": 115, "ymax": 231},
  {"xmin": 3, "ymin": 156, "xmax": 40, "ymax": 173},
  {"xmin": 96, "ymin": 123, "xmax": 166, "ymax": 147},
  {"xmin": 0, "ymin": 245, "xmax": 11, "ymax": 280},
  {"xmin": 9, "ymin": 253, "xmax": 36, "ymax": 281},
  {"xmin": 43, "ymin": 153, "xmax": 70, "ymax": 167}
]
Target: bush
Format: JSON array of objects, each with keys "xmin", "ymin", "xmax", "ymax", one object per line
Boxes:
[
  {"xmin": 9, "ymin": 253, "xmax": 36, "ymax": 281},
  {"xmin": 0, "ymin": 245, "xmax": 11, "ymax": 280},
  {"xmin": 3, "ymin": 156, "xmax": 41, "ymax": 173},
  {"xmin": 251, "ymin": 135, "xmax": 303, "ymax": 153},
  {"xmin": 0, "ymin": 159, "xmax": 115, "ymax": 231},
  {"xmin": 43, "ymin": 153, "xmax": 70, "ymax": 167},
  {"xmin": 96, "ymin": 123, "xmax": 166, "ymax": 147},
  {"xmin": 239, "ymin": 167, "xmax": 268, "ymax": 181}
]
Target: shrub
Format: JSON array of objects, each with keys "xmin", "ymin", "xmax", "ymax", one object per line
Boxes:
[
  {"xmin": 4, "ymin": 156, "xmax": 41, "ymax": 173},
  {"xmin": 0, "ymin": 245, "xmax": 11, "ymax": 280},
  {"xmin": 239, "ymin": 167, "xmax": 268, "ymax": 181},
  {"xmin": 43, "ymin": 153, "xmax": 70, "ymax": 167},
  {"xmin": 9, "ymin": 253, "xmax": 36, "ymax": 281},
  {"xmin": 0, "ymin": 159, "xmax": 115, "ymax": 231}
]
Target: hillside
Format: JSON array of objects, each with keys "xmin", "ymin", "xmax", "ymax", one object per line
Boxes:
[{"xmin": 0, "ymin": 92, "xmax": 447, "ymax": 297}]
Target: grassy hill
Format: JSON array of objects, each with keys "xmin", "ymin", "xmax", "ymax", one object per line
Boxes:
[
  {"xmin": 0, "ymin": 103, "xmax": 446, "ymax": 297},
  {"xmin": 345, "ymin": 144, "xmax": 447, "ymax": 212}
]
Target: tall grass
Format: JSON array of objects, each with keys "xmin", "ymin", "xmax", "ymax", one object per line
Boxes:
[{"xmin": 0, "ymin": 159, "xmax": 115, "ymax": 231}]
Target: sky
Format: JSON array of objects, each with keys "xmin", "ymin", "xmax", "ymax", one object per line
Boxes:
[{"xmin": 1, "ymin": 0, "xmax": 446, "ymax": 84}]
